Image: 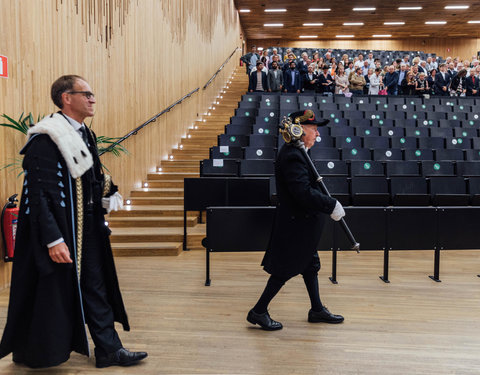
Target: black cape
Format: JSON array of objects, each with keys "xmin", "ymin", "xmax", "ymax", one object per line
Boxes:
[
  {"xmin": 262, "ymin": 144, "xmax": 337, "ymax": 278},
  {"xmin": 0, "ymin": 129, "xmax": 129, "ymax": 368}
]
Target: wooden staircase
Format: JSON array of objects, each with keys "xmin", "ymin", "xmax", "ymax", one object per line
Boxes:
[{"xmin": 108, "ymin": 68, "xmax": 249, "ymax": 256}]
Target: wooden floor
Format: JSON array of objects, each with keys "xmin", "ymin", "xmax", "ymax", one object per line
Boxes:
[{"xmin": 0, "ymin": 250, "xmax": 479, "ymax": 374}]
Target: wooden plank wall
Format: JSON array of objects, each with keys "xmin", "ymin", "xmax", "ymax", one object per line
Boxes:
[
  {"xmin": 0, "ymin": 0, "xmax": 242, "ymax": 290},
  {"xmin": 247, "ymin": 38, "xmax": 480, "ymax": 61}
]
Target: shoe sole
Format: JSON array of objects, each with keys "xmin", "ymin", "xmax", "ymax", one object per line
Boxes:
[
  {"xmin": 96, "ymin": 356, "xmax": 147, "ymax": 368},
  {"xmin": 247, "ymin": 315, "xmax": 283, "ymax": 331},
  {"xmin": 308, "ymin": 318, "xmax": 344, "ymax": 324}
]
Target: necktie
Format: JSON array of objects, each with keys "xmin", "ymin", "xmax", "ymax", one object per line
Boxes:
[{"xmin": 79, "ymin": 126, "xmax": 90, "ymax": 147}]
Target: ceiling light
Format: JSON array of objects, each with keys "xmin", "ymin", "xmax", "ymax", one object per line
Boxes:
[
  {"xmin": 239, "ymin": 9, "xmax": 250, "ymax": 13},
  {"xmin": 299, "ymin": 35, "xmax": 318, "ymax": 38},
  {"xmin": 343, "ymin": 22, "xmax": 364, "ymax": 26},
  {"xmin": 445, "ymin": 5, "xmax": 469, "ymax": 9},
  {"xmin": 467, "ymin": 20, "xmax": 480, "ymax": 23},
  {"xmin": 384, "ymin": 22, "xmax": 405, "ymax": 25},
  {"xmin": 336, "ymin": 35, "xmax": 355, "ymax": 38},
  {"xmin": 308, "ymin": 8, "xmax": 331, "ymax": 11},
  {"xmin": 353, "ymin": 7, "xmax": 376, "ymax": 11},
  {"xmin": 373, "ymin": 34, "xmax": 392, "ymax": 37},
  {"xmin": 264, "ymin": 23, "xmax": 284, "ymax": 27},
  {"xmin": 425, "ymin": 21, "xmax": 447, "ymax": 25},
  {"xmin": 303, "ymin": 23, "xmax": 324, "ymax": 26},
  {"xmin": 398, "ymin": 6, "xmax": 422, "ymax": 10},
  {"xmin": 265, "ymin": 9, "xmax": 287, "ymax": 12}
]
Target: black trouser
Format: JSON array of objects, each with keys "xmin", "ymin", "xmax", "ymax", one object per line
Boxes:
[
  {"xmin": 81, "ymin": 210, "xmax": 122, "ymax": 357},
  {"xmin": 253, "ymin": 259, "xmax": 323, "ymax": 314}
]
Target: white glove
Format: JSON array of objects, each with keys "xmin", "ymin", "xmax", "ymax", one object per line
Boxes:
[
  {"xmin": 102, "ymin": 192, "xmax": 124, "ymax": 213},
  {"xmin": 330, "ymin": 200, "xmax": 345, "ymax": 221}
]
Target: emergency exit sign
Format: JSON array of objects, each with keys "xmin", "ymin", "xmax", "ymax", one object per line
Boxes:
[{"xmin": 0, "ymin": 55, "xmax": 8, "ymax": 78}]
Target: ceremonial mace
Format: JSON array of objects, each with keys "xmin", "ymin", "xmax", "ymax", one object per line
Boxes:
[{"xmin": 280, "ymin": 112, "xmax": 360, "ymax": 252}]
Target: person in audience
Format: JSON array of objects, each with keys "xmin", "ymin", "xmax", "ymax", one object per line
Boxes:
[
  {"xmin": 335, "ymin": 66, "xmax": 349, "ymax": 94},
  {"xmin": 466, "ymin": 69, "xmax": 479, "ymax": 96},
  {"xmin": 268, "ymin": 54, "xmax": 283, "ymax": 70},
  {"xmin": 362, "ymin": 60, "xmax": 370, "ymax": 76},
  {"xmin": 260, "ymin": 50, "xmax": 269, "ymax": 66},
  {"xmin": 349, "ymin": 67, "xmax": 366, "ymax": 95},
  {"xmin": 283, "ymin": 61, "xmax": 302, "ymax": 93},
  {"xmin": 298, "ymin": 52, "xmax": 311, "ymax": 75},
  {"xmin": 448, "ymin": 62, "xmax": 457, "ymax": 78},
  {"xmin": 283, "ymin": 48, "xmax": 297, "ymax": 62},
  {"xmin": 302, "ymin": 64, "xmax": 318, "ymax": 93},
  {"xmin": 318, "ymin": 65, "xmax": 334, "ymax": 94},
  {"xmin": 368, "ymin": 67, "xmax": 383, "ymax": 95},
  {"xmin": 345, "ymin": 61, "xmax": 355, "ymax": 77},
  {"xmin": 354, "ymin": 53, "xmax": 364, "ymax": 68},
  {"xmin": 324, "ymin": 51, "xmax": 332, "ymax": 63},
  {"xmin": 247, "ymin": 110, "xmax": 345, "ymax": 332},
  {"xmin": 450, "ymin": 68, "xmax": 467, "ymax": 96},
  {"xmin": 364, "ymin": 67, "xmax": 372, "ymax": 94},
  {"xmin": 341, "ymin": 54, "xmax": 349, "ymax": 67},
  {"xmin": 366, "ymin": 52, "xmax": 375, "ymax": 68},
  {"xmin": 411, "ymin": 65, "xmax": 419, "ymax": 79},
  {"xmin": 374, "ymin": 58, "xmax": 382, "ymax": 70},
  {"xmin": 312, "ymin": 52, "xmax": 321, "ymax": 67},
  {"xmin": 435, "ymin": 63, "xmax": 452, "ymax": 96},
  {"xmin": 403, "ymin": 55, "xmax": 410, "ymax": 65},
  {"xmin": 430, "ymin": 56, "xmax": 438, "ymax": 71},
  {"xmin": 401, "ymin": 71, "xmax": 417, "ymax": 96},
  {"xmin": 248, "ymin": 61, "xmax": 268, "ymax": 92},
  {"xmin": 427, "ymin": 68, "xmax": 438, "ymax": 95},
  {"xmin": 241, "ymin": 45, "xmax": 260, "ymax": 74},
  {"xmin": 384, "ymin": 65, "xmax": 399, "ymax": 95},
  {"xmin": 397, "ymin": 64, "xmax": 408, "ymax": 95},
  {"xmin": 267, "ymin": 61, "xmax": 283, "ymax": 92},
  {"xmin": 415, "ymin": 72, "xmax": 429, "ymax": 96},
  {"xmin": 418, "ymin": 61, "xmax": 428, "ymax": 75},
  {"xmin": 269, "ymin": 48, "xmax": 280, "ymax": 64},
  {"xmin": 426, "ymin": 57, "xmax": 434, "ymax": 72}
]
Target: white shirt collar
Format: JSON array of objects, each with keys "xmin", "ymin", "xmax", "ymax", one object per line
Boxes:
[{"xmin": 63, "ymin": 113, "xmax": 85, "ymax": 134}]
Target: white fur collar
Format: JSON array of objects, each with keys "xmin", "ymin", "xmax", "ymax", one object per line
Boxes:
[{"xmin": 27, "ymin": 113, "xmax": 93, "ymax": 178}]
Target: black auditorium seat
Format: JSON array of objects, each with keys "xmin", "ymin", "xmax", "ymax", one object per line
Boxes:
[
  {"xmin": 429, "ymin": 176, "xmax": 469, "ymax": 206},
  {"xmin": 201, "ymin": 159, "xmax": 238, "ymax": 177},
  {"xmin": 351, "ymin": 176, "xmax": 390, "ymax": 206},
  {"xmin": 314, "ymin": 160, "xmax": 348, "ymax": 176},
  {"xmin": 322, "ymin": 176, "xmax": 350, "ymax": 206},
  {"xmin": 239, "ymin": 160, "xmax": 274, "ymax": 177},
  {"xmin": 350, "ymin": 161, "xmax": 385, "ymax": 176},
  {"xmin": 385, "ymin": 161, "xmax": 420, "ymax": 177},
  {"xmin": 210, "ymin": 146, "xmax": 243, "ymax": 160},
  {"xmin": 390, "ymin": 176, "xmax": 430, "ymax": 206}
]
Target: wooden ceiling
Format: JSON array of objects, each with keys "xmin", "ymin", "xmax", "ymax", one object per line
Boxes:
[{"xmin": 234, "ymin": 0, "xmax": 480, "ymax": 40}]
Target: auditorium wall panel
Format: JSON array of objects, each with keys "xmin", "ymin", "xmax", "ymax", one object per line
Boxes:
[
  {"xmin": 0, "ymin": 0, "xmax": 242, "ymax": 290},
  {"xmin": 247, "ymin": 38, "xmax": 480, "ymax": 61}
]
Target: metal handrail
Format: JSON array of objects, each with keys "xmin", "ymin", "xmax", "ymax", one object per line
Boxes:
[
  {"xmin": 98, "ymin": 87, "xmax": 199, "ymax": 156},
  {"xmin": 202, "ymin": 47, "xmax": 240, "ymax": 90}
]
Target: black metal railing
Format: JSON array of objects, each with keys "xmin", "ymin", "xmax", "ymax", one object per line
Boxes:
[
  {"xmin": 202, "ymin": 47, "xmax": 240, "ymax": 90},
  {"xmin": 99, "ymin": 87, "xmax": 199, "ymax": 156}
]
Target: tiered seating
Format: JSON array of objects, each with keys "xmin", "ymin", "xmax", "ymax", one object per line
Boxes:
[
  {"xmin": 270, "ymin": 47, "xmax": 439, "ymax": 65},
  {"xmin": 201, "ymin": 93, "xmax": 480, "ymax": 207}
]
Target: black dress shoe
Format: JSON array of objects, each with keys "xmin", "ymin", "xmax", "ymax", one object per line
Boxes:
[
  {"xmin": 308, "ymin": 306, "xmax": 344, "ymax": 324},
  {"xmin": 96, "ymin": 348, "xmax": 148, "ymax": 368},
  {"xmin": 247, "ymin": 309, "xmax": 283, "ymax": 330}
]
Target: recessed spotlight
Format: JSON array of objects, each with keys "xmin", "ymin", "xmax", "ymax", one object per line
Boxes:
[
  {"xmin": 373, "ymin": 34, "xmax": 392, "ymax": 37},
  {"xmin": 445, "ymin": 5, "xmax": 469, "ymax": 9},
  {"xmin": 126, "ymin": 199, "xmax": 131, "ymax": 205},
  {"xmin": 264, "ymin": 23, "xmax": 284, "ymax": 27},
  {"xmin": 264, "ymin": 9, "xmax": 287, "ymax": 12},
  {"xmin": 343, "ymin": 22, "xmax": 364, "ymax": 26},
  {"xmin": 467, "ymin": 20, "xmax": 480, "ymax": 24},
  {"xmin": 384, "ymin": 22, "xmax": 405, "ymax": 25},
  {"xmin": 239, "ymin": 9, "xmax": 250, "ymax": 13},
  {"xmin": 353, "ymin": 7, "xmax": 376, "ymax": 11},
  {"xmin": 143, "ymin": 182, "xmax": 149, "ymax": 187},
  {"xmin": 425, "ymin": 21, "xmax": 447, "ymax": 25},
  {"xmin": 398, "ymin": 6, "xmax": 422, "ymax": 10},
  {"xmin": 303, "ymin": 23, "xmax": 324, "ymax": 26},
  {"xmin": 308, "ymin": 8, "xmax": 331, "ymax": 11},
  {"xmin": 157, "ymin": 167, "xmax": 162, "ymax": 172},
  {"xmin": 336, "ymin": 35, "xmax": 355, "ymax": 38},
  {"xmin": 299, "ymin": 35, "xmax": 318, "ymax": 38}
]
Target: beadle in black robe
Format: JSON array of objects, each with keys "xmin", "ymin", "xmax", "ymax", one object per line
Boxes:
[
  {"xmin": 0, "ymin": 113, "xmax": 129, "ymax": 368},
  {"xmin": 262, "ymin": 142, "xmax": 337, "ymax": 279}
]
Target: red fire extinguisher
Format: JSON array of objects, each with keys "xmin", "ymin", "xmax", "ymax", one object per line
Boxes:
[{"xmin": 1, "ymin": 194, "xmax": 19, "ymax": 262}]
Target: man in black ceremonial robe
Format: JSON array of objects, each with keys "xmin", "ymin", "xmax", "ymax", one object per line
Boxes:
[
  {"xmin": 247, "ymin": 110, "xmax": 346, "ymax": 330},
  {"xmin": 0, "ymin": 75, "xmax": 147, "ymax": 368}
]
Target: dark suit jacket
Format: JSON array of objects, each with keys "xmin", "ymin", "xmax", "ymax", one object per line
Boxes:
[
  {"xmin": 466, "ymin": 75, "xmax": 479, "ymax": 96},
  {"xmin": 317, "ymin": 73, "xmax": 334, "ymax": 93},
  {"xmin": 297, "ymin": 59, "xmax": 310, "ymax": 74},
  {"xmin": 268, "ymin": 69, "xmax": 284, "ymax": 92},
  {"xmin": 283, "ymin": 69, "xmax": 302, "ymax": 92},
  {"xmin": 248, "ymin": 71, "xmax": 268, "ymax": 92},
  {"xmin": 262, "ymin": 144, "xmax": 336, "ymax": 278},
  {"xmin": 435, "ymin": 72, "xmax": 451, "ymax": 95},
  {"xmin": 302, "ymin": 72, "xmax": 319, "ymax": 91},
  {"xmin": 384, "ymin": 72, "xmax": 399, "ymax": 94}
]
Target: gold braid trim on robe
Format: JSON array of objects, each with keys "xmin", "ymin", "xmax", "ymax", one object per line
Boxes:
[
  {"xmin": 102, "ymin": 174, "xmax": 112, "ymax": 197},
  {"xmin": 75, "ymin": 178, "xmax": 84, "ymax": 280}
]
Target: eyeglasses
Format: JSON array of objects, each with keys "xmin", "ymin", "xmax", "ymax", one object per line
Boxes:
[{"xmin": 67, "ymin": 91, "xmax": 95, "ymax": 99}]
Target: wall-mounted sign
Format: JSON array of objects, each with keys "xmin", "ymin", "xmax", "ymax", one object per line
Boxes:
[{"xmin": 0, "ymin": 55, "xmax": 8, "ymax": 78}]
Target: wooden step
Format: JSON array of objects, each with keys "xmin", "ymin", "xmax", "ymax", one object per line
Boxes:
[
  {"xmin": 125, "ymin": 196, "xmax": 183, "ymax": 205},
  {"xmin": 130, "ymin": 188, "xmax": 184, "ymax": 197},
  {"xmin": 147, "ymin": 172, "xmax": 198, "ymax": 180},
  {"xmin": 109, "ymin": 205, "xmax": 186, "ymax": 217},
  {"xmin": 112, "ymin": 242, "xmax": 182, "ymax": 256},
  {"xmin": 108, "ymin": 216, "xmax": 197, "ymax": 228},
  {"xmin": 142, "ymin": 181, "xmax": 183, "ymax": 188}
]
